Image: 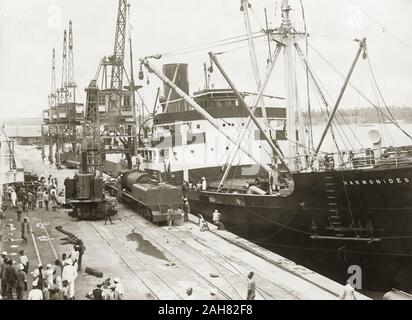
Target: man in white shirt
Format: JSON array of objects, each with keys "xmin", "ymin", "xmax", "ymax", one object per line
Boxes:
[
  {"xmin": 201, "ymin": 177, "xmax": 207, "ymax": 191},
  {"xmin": 62, "ymin": 258, "xmax": 78, "ymax": 300},
  {"xmin": 45, "ymin": 264, "xmax": 55, "ymax": 288},
  {"xmin": 339, "ymin": 281, "xmax": 357, "ymax": 300},
  {"xmin": 28, "ymin": 282, "xmax": 43, "ymax": 300},
  {"xmin": 68, "ymin": 245, "xmax": 80, "ymax": 269},
  {"xmin": 212, "ymin": 210, "xmax": 221, "ymax": 225},
  {"xmin": 19, "ymin": 250, "xmax": 29, "ymax": 274},
  {"xmin": 247, "ymin": 272, "xmax": 256, "ymax": 300}
]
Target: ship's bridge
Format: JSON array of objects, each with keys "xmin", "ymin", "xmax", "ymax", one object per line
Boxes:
[{"xmin": 155, "ymin": 88, "xmax": 286, "ymax": 125}]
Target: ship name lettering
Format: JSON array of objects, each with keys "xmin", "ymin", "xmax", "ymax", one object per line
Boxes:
[{"xmin": 343, "ymin": 177, "xmax": 411, "ymax": 186}]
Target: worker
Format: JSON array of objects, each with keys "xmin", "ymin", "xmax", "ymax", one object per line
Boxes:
[
  {"xmin": 43, "ymin": 190, "xmax": 50, "ymax": 211},
  {"xmin": 183, "ymin": 199, "xmax": 190, "ymax": 222},
  {"xmin": 246, "ymin": 272, "xmax": 256, "ymax": 300},
  {"xmin": 7, "ymin": 185, "xmax": 13, "ymax": 201},
  {"xmin": 27, "ymin": 192, "xmax": 35, "ymax": 210},
  {"xmin": 113, "ymin": 277, "xmax": 125, "ymax": 300},
  {"xmin": 212, "ymin": 209, "xmax": 221, "ymax": 225},
  {"xmin": 75, "ymin": 240, "xmax": 86, "ymax": 272},
  {"xmin": 167, "ymin": 205, "xmax": 174, "ymax": 228},
  {"xmin": 19, "ymin": 250, "xmax": 29, "ymax": 274},
  {"xmin": 45, "ymin": 264, "xmax": 55, "ymax": 288},
  {"xmin": 0, "ymin": 252, "xmax": 8, "ymax": 298},
  {"xmin": 62, "ymin": 258, "xmax": 78, "ymax": 300},
  {"xmin": 201, "ymin": 177, "xmax": 207, "ymax": 191},
  {"xmin": 136, "ymin": 153, "xmax": 143, "ymax": 171},
  {"xmin": 184, "ymin": 287, "xmax": 195, "ymax": 300},
  {"xmin": 36, "ymin": 187, "xmax": 43, "ymax": 209},
  {"xmin": 88, "ymin": 281, "xmax": 106, "ymax": 300},
  {"xmin": 164, "ymin": 156, "xmax": 171, "ymax": 173},
  {"xmin": 53, "ymin": 259, "xmax": 63, "ymax": 290},
  {"xmin": 105, "ymin": 199, "xmax": 116, "ymax": 225},
  {"xmin": 182, "ymin": 181, "xmax": 189, "ymax": 199},
  {"xmin": 16, "ymin": 263, "xmax": 27, "ymax": 300},
  {"xmin": 339, "ymin": 280, "xmax": 357, "ymax": 300},
  {"xmin": 68, "ymin": 245, "xmax": 80, "ymax": 270},
  {"xmin": 28, "ymin": 282, "xmax": 43, "ymax": 300},
  {"xmin": 4, "ymin": 259, "xmax": 18, "ymax": 300},
  {"xmin": 32, "ymin": 264, "xmax": 44, "ymax": 289},
  {"xmin": 21, "ymin": 217, "xmax": 30, "ymax": 244},
  {"xmin": 199, "ymin": 215, "xmax": 210, "ymax": 232},
  {"xmin": 10, "ymin": 189, "xmax": 17, "ymax": 209},
  {"xmin": 16, "ymin": 201, "xmax": 23, "ymax": 222}
]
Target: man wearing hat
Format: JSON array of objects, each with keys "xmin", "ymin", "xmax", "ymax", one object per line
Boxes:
[
  {"xmin": 16, "ymin": 263, "xmax": 27, "ymax": 300},
  {"xmin": 113, "ymin": 277, "xmax": 124, "ymax": 300},
  {"xmin": 88, "ymin": 281, "xmax": 106, "ymax": 300},
  {"xmin": 0, "ymin": 252, "xmax": 7, "ymax": 298}
]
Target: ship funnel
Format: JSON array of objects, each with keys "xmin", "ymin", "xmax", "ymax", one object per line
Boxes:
[{"xmin": 368, "ymin": 129, "xmax": 382, "ymax": 159}]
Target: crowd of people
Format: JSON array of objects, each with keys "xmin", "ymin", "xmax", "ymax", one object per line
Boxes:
[
  {"xmin": 3, "ymin": 174, "xmax": 64, "ymax": 216},
  {"xmin": 0, "ymin": 242, "xmax": 89, "ymax": 300}
]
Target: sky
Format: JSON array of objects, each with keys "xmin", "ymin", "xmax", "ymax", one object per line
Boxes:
[{"xmin": 0, "ymin": 0, "xmax": 411, "ymax": 118}]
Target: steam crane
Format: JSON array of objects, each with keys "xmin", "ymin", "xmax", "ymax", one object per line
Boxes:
[
  {"xmin": 64, "ymin": 80, "xmax": 109, "ymax": 220},
  {"xmin": 100, "ymin": 0, "xmax": 136, "ymax": 170}
]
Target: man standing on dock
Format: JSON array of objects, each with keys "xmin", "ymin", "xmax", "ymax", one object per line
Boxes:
[
  {"xmin": 339, "ymin": 280, "xmax": 357, "ymax": 300},
  {"xmin": 21, "ymin": 217, "xmax": 30, "ymax": 244},
  {"xmin": 16, "ymin": 201, "xmax": 23, "ymax": 222},
  {"xmin": 246, "ymin": 272, "xmax": 256, "ymax": 300},
  {"xmin": 183, "ymin": 199, "xmax": 190, "ymax": 222},
  {"xmin": 62, "ymin": 258, "xmax": 78, "ymax": 300},
  {"xmin": 0, "ymin": 252, "xmax": 8, "ymax": 298}
]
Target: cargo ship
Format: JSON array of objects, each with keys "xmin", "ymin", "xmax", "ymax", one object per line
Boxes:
[{"xmin": 136, "ymin": 0, "xmax": 412, "ymax": 292}]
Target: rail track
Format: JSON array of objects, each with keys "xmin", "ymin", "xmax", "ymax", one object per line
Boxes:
[{"xmin": 118, "ymin": 210, "xmax": 303, "ymax": 300}]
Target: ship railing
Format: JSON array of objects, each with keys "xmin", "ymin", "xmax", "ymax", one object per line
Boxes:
[{"xmin": 300, "ymin": 145, "xmax": 412, "ymax": 172}]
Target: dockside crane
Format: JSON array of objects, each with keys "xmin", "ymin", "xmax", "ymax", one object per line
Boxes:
[
  {"xmin": 43, "ymin": 22, "xmax": 84, "ymax": 170},
  {"xmin": 99, "ymin": 0, "xmax": 136, "ymax": 170}
]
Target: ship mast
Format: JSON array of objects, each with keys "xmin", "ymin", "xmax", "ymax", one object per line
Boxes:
[{"xmin": 269, "ymin": 0, "xmax": 308, "ymax": 172}]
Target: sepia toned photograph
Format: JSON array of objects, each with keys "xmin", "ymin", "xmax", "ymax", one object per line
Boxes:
[{"xmin": 0, "ymin": 0, "xmax": 411, "ymax": 307}]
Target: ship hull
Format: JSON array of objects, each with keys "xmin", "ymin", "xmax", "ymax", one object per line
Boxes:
[{"xmin": 188, "ymin": 165, "xmax": 412, "ymax": 292}]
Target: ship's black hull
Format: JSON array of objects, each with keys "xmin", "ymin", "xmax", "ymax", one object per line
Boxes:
[{"xmin": 188, "ymin": 165, "xmax": 412, "ymax": 292}]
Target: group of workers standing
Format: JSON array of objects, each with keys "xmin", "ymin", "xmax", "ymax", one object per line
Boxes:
[{"xmin": 0, "ymin": 241, "xmax": 87, "ymax": 300}]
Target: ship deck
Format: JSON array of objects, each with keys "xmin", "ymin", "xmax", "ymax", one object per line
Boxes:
[{"xmin": 0, "ymin": 145, "xmax": 371, "ymax": 300}]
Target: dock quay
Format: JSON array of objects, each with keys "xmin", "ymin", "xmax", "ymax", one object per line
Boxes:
[{"xmin": 0, "ymin": 145, "xmax": 370, "ymax": 300}]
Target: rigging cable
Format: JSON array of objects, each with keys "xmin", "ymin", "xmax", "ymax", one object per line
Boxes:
[
  {"xmin": 347, "ymin": 0, "xmax": 411, "ymax": 51},
  {"xmin": 308, "ymin": 42, "xmax": 412, "ymax": 141}
]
